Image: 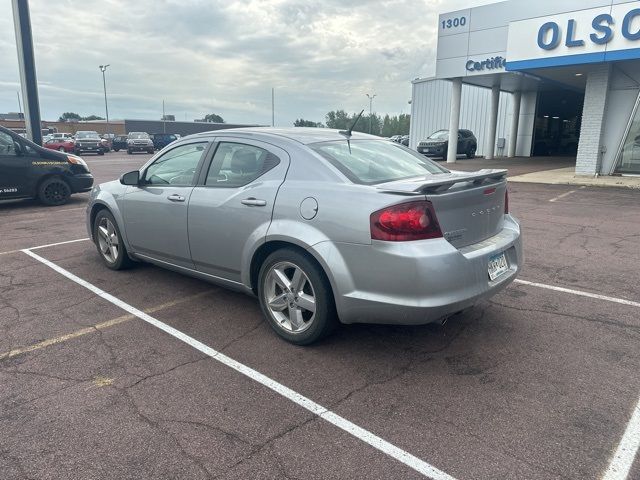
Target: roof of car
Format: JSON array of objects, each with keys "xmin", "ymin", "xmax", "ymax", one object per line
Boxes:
[{"xmin": 190, "ymin": 127, "xmax": 380, "ymax": 145}]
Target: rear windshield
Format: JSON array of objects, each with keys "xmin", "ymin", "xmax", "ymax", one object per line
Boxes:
[{"xmin": 310, "ymin": 140, "xmax": 448, "ymax": 185}]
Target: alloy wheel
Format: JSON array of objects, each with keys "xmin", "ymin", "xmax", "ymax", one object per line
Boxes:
[
  {"xmin": 97, "ymin": 217, "xmax": 120, "ymax": 263},
  {"xmin": 263, "ymin": 261, "xmax": 316, "ymax": 333},
  {"xmin": 43, "ymin": 181, "xmax": 70, "ymax": 204}
]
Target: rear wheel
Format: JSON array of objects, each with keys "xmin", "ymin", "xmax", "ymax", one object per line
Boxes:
[
  {"xmin": 258, "ymin": 249, "xmax": 337, "ymax": 345},
  {"xmin": 38, "ymin": 177, "xmax": 71, "ymax": 206},
  {"xmin": 93, "ymin": 210, "xmax": 133, "ymax": 270}
]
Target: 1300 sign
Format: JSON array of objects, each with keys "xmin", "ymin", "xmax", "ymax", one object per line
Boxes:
[{"xmin": 442, "ymin": 17, "xmax": 467, "ymax": 29}]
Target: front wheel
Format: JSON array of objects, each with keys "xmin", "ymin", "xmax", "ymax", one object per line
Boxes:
[
  {"xmin": 466, "ymin": 145, "xmax": 477, "ymax": 159},
  {"xmin": 38, "ymin": 177, "xmax": 71, "ymax": 206},
  {"xmin": 258, "ymin": 249, "xmax": 337, "ymax": 345},
  {"xmin": 93, "ymin": 210, "xmax": 133, "ymax": 270}
]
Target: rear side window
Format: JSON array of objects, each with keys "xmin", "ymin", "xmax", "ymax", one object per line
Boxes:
[
  {"xmin": 310, "ymin": 140, "xmax": 448, "ymax": 185},
  {"xmin": 205, "ymin": 142, "xmax": 280, "ymax": 187}
]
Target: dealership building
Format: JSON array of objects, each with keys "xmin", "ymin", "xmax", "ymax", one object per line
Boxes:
[{"xmin": 410, "ymin": 0, "xmax": 640, "ymax": 175}]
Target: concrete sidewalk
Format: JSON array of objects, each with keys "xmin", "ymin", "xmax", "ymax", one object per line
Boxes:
[{"xmin": 509, "ymin": 167, "xmax": 640, "ymax": 189}]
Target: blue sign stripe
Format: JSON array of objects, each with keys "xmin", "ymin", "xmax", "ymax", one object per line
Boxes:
[{"xmin": 507, "ymin": 47, "xmax": 640, "ymax": 71}]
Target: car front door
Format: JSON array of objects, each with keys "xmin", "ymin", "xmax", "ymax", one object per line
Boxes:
[
  {"xmin": 0, "ymin": 130, "xmax": 31, "ymax": 200},
  {"xmin": 188, "ymin": 138, "xmax": 289, "ymax": 283},
  {"xmin": 122, "ymin": 140, "xmax": 211, "ymax": 269}
]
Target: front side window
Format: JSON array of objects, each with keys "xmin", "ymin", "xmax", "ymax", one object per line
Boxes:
[
  {"xmin": 144, "ymin": 142, "xmax": 208, "ymax": 186},
  {"xmin": 310, "ymin": 140, "xmax": 448, "ymax": 185},
  {"xmin": 205, "ymin": 142, "xmax": 280, "ymax": 187},
  {"xmin": 0, "ymin": 131, "xmax": 18, "ymax": 156}
]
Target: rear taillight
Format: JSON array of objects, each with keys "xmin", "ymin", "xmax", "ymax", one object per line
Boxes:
[
  {"xmin": 504, "ymin": 189, "xmax": 509, "ymax": 214},
  {"xmin": 370, "ymin": 200, "xmax": 443, "ymax": 241}
]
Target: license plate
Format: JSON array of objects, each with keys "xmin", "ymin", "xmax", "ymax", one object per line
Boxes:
[{"xmin": 488, "ymin": 252, "xmax": 509, "ymax": 281}]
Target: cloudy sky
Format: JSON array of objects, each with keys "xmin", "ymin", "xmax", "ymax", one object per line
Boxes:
[{"xmin": 1, "ymin": 0, "xmax": 493, "ymax": 126}]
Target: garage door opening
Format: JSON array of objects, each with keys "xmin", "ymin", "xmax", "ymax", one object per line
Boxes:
[{"xmin": 532, "ymin": 89, "xmax": 584, "ymax": 157}]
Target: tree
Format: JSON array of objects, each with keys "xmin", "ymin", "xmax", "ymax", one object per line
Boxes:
[
  {"xmin": 82, "ymin": 115, "xmax": 105, "ymax": 121},
  {"xmin": 325, "ymin": 110, "xmax": 410, "ymax": 137},
  {"xmin": 202, "ymin": 113, "xmax": 225, "ymax": 123},
  {"xmin": 294, "ymin": 119, "xmax": 322, "ymax": 127},
  {"xmin": 58, "ymin": 112, "xmax": 82, "ymax": 122}
]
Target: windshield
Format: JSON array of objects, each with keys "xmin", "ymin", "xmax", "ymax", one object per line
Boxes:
[
  {"xmin": 77, "ymin": 132, "xmax": 99, "ymax": 139},
  {"xmin": 310, "ymin": 140, "xmax": 448, "ymax": 185},
  {"xmin": 129, "ymin": 133, "xmax": 149, "ymax": 139},
  {"xmin": 428, "ymin": 130, "xmax": 449, "ymax": 140}
]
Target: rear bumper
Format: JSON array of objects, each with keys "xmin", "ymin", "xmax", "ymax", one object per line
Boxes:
[{"xmin": 311, "ymin": 215, "xmax": 522, "ymax": 325}]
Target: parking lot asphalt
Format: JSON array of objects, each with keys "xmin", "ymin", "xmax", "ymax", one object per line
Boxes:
[{"xmin": 1, "ymin": 151, "xmax": 639, "ymax": 479}]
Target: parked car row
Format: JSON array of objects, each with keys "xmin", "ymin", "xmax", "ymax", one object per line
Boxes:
[
  {"xmin": 390, "ymin": 135, "xmax": 409, "ymax": 146},
  {"xmin": 41, "ymin": 131, "xmax": 181, "ymax": 156}
]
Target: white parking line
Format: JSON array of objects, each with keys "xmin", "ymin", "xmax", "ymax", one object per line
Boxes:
[
  {"xmin": 549, "ymin": 186, "xmax": 586, "ymax": 202},
  {"xmin": 602, "ymin": 399, "xmax": 640, "ymax": 480},
  {"xmin": 514, "ymin": 279, "xmax": 640, "ymax": 309},
  {"xmin": 28, "ymin": 237, "xmax": 90, "ymax": 251},
  {"xmin": 21, "ymin": 248, "xmax": 457, "ymax": 480}
]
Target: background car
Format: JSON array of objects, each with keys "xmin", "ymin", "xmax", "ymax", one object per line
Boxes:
[
  {"xmin": 75, "ymin": 131, "xmax": 105, "ymax": 155},
  {"xmin": 0, "ymin": 125, "xmax": 93, "ymax": 206},
  {"xmin": 112, "ymin": 135, "xmax": 128, "ymax": 152},
  {"xmin": 400, "ymin": 135, "xmax": 409, "ymax": 146},
  {"xmin": 86, "ymin": 128, "xmax": 520, "ymax": 345},
  {"xmin": 44, "ymin": 137, "xmax": 75, "ymax": 153},
  {"xmin": 417, "ymin": 129, "xmax": 477, "ymax": 159},
  {"xmin": 150, "ymin": 133, "xmax": 178, "ymax": 150},
  {"xmin": 127, "ymin": 132, "xmax": 154, "ymax": 154}
]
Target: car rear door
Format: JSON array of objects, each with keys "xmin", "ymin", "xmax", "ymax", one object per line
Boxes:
[
  {"xmin": 188, "ymin": 138, "xmax": 290, "ymax": 283},
  {"xmin": 122, "ymin": 140, "xmax": 212, "ymax": 269}
]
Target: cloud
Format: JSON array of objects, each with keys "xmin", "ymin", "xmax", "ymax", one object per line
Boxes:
[{"xmin": 0, "ymin": 0, "xmax": 495, "ymax": 125}]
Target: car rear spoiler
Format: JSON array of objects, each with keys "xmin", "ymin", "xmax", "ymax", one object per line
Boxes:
[{"xmin": 376, "ymin": 169, "xmax": 508, "ymax": 195}]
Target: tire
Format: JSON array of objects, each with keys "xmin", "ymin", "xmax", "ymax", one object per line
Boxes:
[
  {"xmin": 58, "ymin": 147, "xmax": 66, "ymax": 152},
  {"xmin": 258, "ymin": 248, "xmax": 337, "ymax": 345},
  {"xmin": 147, "ymin": 148, "xmax": 154, "ymax": 154},
  {"xmin": 114, "ymin": 148, "xmax": 120, "ymax": 152},
  {"xmin": 466, "ymin": 145, "xmax": 477, "ymax": 159},
  {"xmin": 127, "ymin": 148, "xmax": 132, "ymax": 155},
  {"xmin": 38, "ymin": 177, "xmax": 71, "ymax": 206},
  {"xmin": 93, "ymin": 210, "xmax": 133, "ymax": 270},
  {"xmin": 98, "ymin": 150, "xmax": 105, "ymax": 156}
]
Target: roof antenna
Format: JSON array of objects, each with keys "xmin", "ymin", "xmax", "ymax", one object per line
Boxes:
[{"xmin": 339, "ymin": 109, "xmax": 365, "ymax": 153}]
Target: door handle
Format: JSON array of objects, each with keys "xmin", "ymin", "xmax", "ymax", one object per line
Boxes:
[
  {"xmin": 241, "ymin": 197, "xmax": 267, "ymax": 207},
  {"xmin": 167, "ymin": 194, "xmax": 185, "ymax": 202}
]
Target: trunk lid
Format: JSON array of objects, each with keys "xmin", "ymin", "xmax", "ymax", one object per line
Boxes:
[{"xmin": 376, "ymin": 169, "xmax": 508, "ymax": 248}]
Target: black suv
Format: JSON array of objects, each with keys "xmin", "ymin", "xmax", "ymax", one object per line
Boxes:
[
  {"xmin": 75, "ymin": 131, "xmax": 105, "ymax": 155},
  {"xmin": 112, "ymin": 135, "xmax": 128, "ymax": 152},
  {"xmin": 0, "ymin": 125, "xmax": 94, "ymax": 206},
  {"xmin": 417, "ymin": 129, "xmax": 477, "ymax": 159},
  {"xmin": 150, "ymin": 133, "xmax": 178, "ymax": 150}
]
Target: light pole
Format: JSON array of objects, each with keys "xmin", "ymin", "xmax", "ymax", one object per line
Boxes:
[
  {"xmin": 366, "ymin": 93, "xmax": 376, "ymax": 134},
  {"xmin": 99, "ymin": 64, "xmax": 110, "ymax": 135}
]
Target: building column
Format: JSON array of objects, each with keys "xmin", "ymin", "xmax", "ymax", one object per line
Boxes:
[
  {"xmin": 576, "ymin": 64, "xmax": 611, "ymax": 176},
  {"xmin": 507, "ymin": 90, "xmax": 521, "ymax": 158},
  {"xmin": 447, "ymin": 78, "xmax": 462, "ymax": 163},
  {"xmin": 485, "ymin": 85, "xmax": 500, "ymax": 160}
]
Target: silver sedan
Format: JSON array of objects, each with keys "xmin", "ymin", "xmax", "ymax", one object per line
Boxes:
[{"xmin": 86, "ymin": 128, "xmax": 522, "ymax": 344}]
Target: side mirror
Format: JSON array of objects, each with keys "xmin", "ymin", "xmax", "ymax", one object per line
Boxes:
[
  {"xmin": 13, "ymin": 142, "xmax": 23, "ymax": 156},
  {"xmin": 120, "ymin": 170, "xmax": 140, "ymax": 186}
]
